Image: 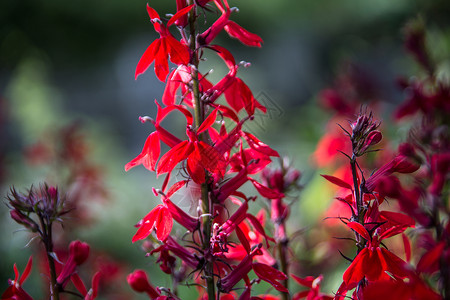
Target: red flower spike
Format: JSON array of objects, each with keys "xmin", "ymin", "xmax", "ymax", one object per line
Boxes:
[{"xmin": 2, "ymin": 256, "xmax": 33, "ymax": 300}]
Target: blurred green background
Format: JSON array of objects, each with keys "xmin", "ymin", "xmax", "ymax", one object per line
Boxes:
[{"xmin": 1, "ymin": 0, "xmax": 449, "ymax": 298}]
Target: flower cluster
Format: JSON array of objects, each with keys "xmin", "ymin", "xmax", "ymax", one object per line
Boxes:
[{"xmin": 124, "ymin": 1, "xmax": 298, "ymax": 299}]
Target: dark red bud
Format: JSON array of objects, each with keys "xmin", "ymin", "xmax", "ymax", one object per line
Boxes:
[
  {"xmin": 127, "ymin": 270, "xmax": 160, "ymax": 298},
  {"xmin": 10, "ymin": 209, "xmax": 38, "ymax": 232},
  {"xmin": 366, "ymin": 130, "xmax": 382, "ymax": 146},
  {"xmin": 69, "ymin": 240, "xmax": 90, "ymax": 265}
]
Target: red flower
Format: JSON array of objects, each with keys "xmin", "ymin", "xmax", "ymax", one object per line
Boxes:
[
  {"xmin": 132, "ymin": 195, "xmax": 199, "ymax": 242},
  {"xmin": 132, "ymin": 204, "xmax": 173, "ymax": 242},
  {"xmin": 135, "ymin": 4, "xmax": 192, "ymax": 82},
  {"xmin": 218, "ymin": 245, "xmax": 287, "ymax": 293},
  {"xmin": 291, "ymin": 274, "xmax": 333, "ymax": 300},
  {"xmin": 57, "ymin": 241, "xmax": 90, "ymax": 287},
  {"xmin": 198, "ymin": 0, "xmax": 262, "ymax": 47},
  {"xmin": 342, "ymin": 222, "xmax": 411, "ymax": 287},
  {"xmin": 2, "ymin": 256, "xmax": 33, "ymax": 300}
]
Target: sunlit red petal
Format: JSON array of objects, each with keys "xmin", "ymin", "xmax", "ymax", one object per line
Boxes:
[
  {"xmin": 224, "ymin": 21, "xmax": 263, "ymax": 47},
  {"xmin": 135, "ymin": 39, "xmax": 160, "ymax": 80}
]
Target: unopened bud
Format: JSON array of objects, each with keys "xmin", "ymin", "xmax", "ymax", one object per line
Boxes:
[
  {"xmin": 69, "ymin": 240, "xmax": 90, "ymax": 265},
  {"xmin": 10, "ymin": 210, "xmax": 38, "ymax": 232}
]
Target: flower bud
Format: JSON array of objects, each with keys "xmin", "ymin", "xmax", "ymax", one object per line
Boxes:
[
  {"xmin": 10, "ymin": 209, "xmax": 38, "ymax": 232},
  {"xmin": 70, "ymin": 240, "xmax": 90, "ymax": 265},
  {"xmin": 127, "ymin": 270, "xmax": 160, "ymax": 299}
]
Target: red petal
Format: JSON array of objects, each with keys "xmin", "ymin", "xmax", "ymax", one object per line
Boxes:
[
  {"xmin": 291, "ymin": 274, "xmax": 314, "ymax": 288},
  {"xmin": 210, "ymin": 45, "xmax": 236, "ymax": 70},
  {"xmin": 90, "ymin": 271, "xmax": 102, "ymax": 299},
  {"xmin": 242, "ymin": 132, "xmax": 279, "ymax": 157},
  {"xmin": 125, "ymin": 131, "xmax": 160, "ymax": 172},
  {"xmin": 20, "ymin": 256, "xmax": 33, "ymax": 285},
  {"xmin": 249, "ymin": 178, "xmax": 284, "ymax": 199},
  {"xmin": 157, "ymin": 141, "xmax": 194, "ymax": 175},
  {"xmin": 379, "ymin": 248, "xmax": 410, "ymax": 279},
  {"xmin": 362, "ymin": 248, "xmax": 383, "ymax": 281},
  {"xmin": 224, "ymin": 21, "xmax": 263, "ymax": 47},
  {"xmin": 146, "ymin": 4, "xmax": 160, "ymax": 20},
  {"xmin": 162, "ymin": 69, "xmax": 181, "ymax": 106},
  {"xmin": 196, "ymin": 141, "xmax": 226, "ymax": 177},
  {"xmin": 321, "ymin": 174, "xmax": 353, "ymax": 190},
  {"xmin": 132, "ymin": 205, "xmax": 162, "ymax": 242},
  {"xmin": 253, "ymin": 263, "xmax": 288, "ymax": 292},
  {"xmin": 155, "ymin": 102, "xmax": 193, "ymax": 126},
  {"xmin": 71, "ymin": 273, "xmax": 88, "ymax": 296},
  {"xmin": 343, "ymin": 248, "xmax": 367, "ymax": 286},
  {"xmin": 401, "ymin": 233, "xmax": 412, "ymax": 262},
  {"xmin": 155, "ymin": 206, "xmax": 173, "ymax": 241},
  {"xmin": 197, "ymin": 109, "xmax": 217, "ymax": 134},
  {"xmin": 235, "ymin": 225, "xmax": 251, "ymax": 254},
  {"xmin": 416, "ymin": 241, "xmax": 445, "ymax": 274},
  {"xmin": 154, "ymin": 39, "xmax": 169, "ymax": 82},
  {"xmin": 135, "ymin": 39, "xmax": 160, "ymax": 80},
  {"xmin": 246, "ymin": 213, "xmax": 275, "ymax": 247},
  {"xmin": 166, "ymin": 35, "xmax": 190, "ymax": 65},
  {"xmin": 346, "ymin": 222, "xmax": 370, "ymax": 241},
  {"xmin": 167, "ymin": 4, "xmax": 194, "ymax": 27}
]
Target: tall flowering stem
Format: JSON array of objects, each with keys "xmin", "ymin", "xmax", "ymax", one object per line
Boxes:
[
  {"xmin": 126, "ymin": 0, "xmax": 286, "ymax": 298},
  {"xmin": 187, "ymin": 3, "xmax": 215, "ymax": 299}
]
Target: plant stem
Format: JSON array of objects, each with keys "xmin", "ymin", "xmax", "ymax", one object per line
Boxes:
[
  {"xmin": 350, "ymin": 155, "xmax": 366, "ymax": 253},
  {"xmin": 39, "ymin": 216, "xmax": 60, "ymax": 300},
  {"xmin": 188, "ymin": 3, "xmax": 215, "ymax": 299}
]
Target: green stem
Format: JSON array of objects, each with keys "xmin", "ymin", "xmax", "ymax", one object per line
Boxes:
[
  {"xmin": 350, "ymin": 155, "xmax": 366, "ymax": 253},
  {"xmin": 278, "ymin": 239, "xmax": 289, "ymax": 300},
  {"xmin": 39, "ymin": 216, "xmax": 60, "ymax": 300},
  {"xmin": 188, "ymin": 3, "xmax": 215, "ymax": 299}
]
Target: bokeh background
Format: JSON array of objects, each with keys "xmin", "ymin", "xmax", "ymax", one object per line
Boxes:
[{"xmin": 1, "ymin": 0, "xmax": 449, "ymax": 298}]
